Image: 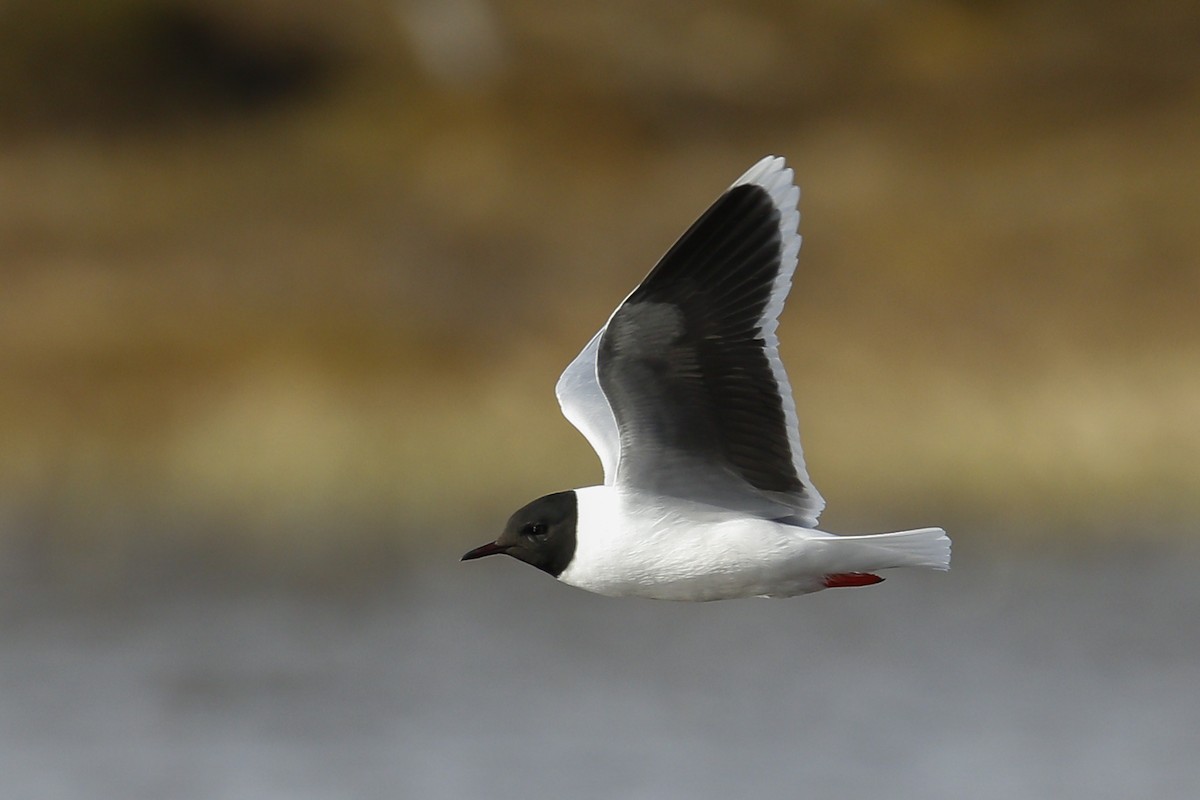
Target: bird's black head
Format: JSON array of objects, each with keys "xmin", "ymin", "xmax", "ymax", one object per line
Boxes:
[{"xmin": 461, "ymin": 490, "xmax": 578, "ymax": 577}]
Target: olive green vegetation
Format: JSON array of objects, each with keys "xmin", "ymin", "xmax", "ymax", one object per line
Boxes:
[{"xmin": 1, "ymin": 0, "xmax": 1197, "ymax": 564}]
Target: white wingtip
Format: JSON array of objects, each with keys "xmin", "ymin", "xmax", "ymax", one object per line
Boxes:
[
  {"xmin": 731, "ymin": 156, "xmax": 799, "ymax": 218},
  {"xmin": 732, "ymin": 155, "xmax": 787, "ymax": 187},
  {"xmin": 728, "ymin": 155, "xmax": 801, "ymax": 285}
]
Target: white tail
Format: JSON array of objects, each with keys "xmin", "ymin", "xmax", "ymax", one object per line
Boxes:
[{"xmin": 822, "ymin": 527, "xmax": 951, "ymax": 573}]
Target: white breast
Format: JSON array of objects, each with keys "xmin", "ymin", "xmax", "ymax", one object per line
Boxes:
[{"xmin": 558, "ymin": 485, "xmax": 833, "ymax": 600}]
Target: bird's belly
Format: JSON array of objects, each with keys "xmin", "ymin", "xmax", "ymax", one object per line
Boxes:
[{"xmin": 558, "ymin": 517, "xmax": 828, "ymax": 601}]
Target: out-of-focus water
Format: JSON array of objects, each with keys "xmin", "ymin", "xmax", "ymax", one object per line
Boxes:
[{"xmin": 1, "ymin": 535, "xmax": 1198, "ymax": 800}]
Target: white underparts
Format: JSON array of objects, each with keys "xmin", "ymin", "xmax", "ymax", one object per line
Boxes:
[{"xmin": 559, "ymin": 485, "xmax": 949, "ymax": 601}]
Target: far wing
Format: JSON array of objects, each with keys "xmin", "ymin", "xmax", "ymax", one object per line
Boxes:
[{"xmin": 554, "ymin": 328, "xmax": 620, "ymax": 483}]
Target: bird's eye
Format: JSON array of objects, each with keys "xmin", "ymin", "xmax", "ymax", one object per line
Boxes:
[{"xmin": 522, "ymin": 523, "xmax": 547, "ymax": 538}]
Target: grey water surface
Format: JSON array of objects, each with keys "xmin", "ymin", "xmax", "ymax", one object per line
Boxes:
[{"xmin": 2, "ymin": 535, "xmax": 1197, "ymax": 800}]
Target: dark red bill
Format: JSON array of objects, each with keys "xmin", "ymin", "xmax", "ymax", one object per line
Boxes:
[{"xmin": 461, "ymin": 541, "xmax": 508, "ymax": 561}]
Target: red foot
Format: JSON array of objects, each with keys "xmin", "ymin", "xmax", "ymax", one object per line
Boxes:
[{"xmin": 822, "ymin": 572, "xmax": 884, "ymax": 588}]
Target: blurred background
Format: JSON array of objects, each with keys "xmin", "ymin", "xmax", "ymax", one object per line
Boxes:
[{"xmin": 1, "ymin": 1, "xmax": 1198, "ymax": 798}]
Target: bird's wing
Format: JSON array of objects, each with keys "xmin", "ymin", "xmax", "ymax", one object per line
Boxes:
[
  {"xmin": 555, "ymin": 328, "xmax": 620, "ymax": 483},
  {"xmin": 595, "ymin": 156, "xmax": 826, "ymax": 526}
]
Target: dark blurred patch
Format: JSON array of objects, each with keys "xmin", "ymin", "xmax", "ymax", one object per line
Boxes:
[
  {"xmin": 0, "ymin": 1, "xmax": 334, "ymax": 134},
  {"xmin": 133, "ymin": 7, "xmax": 329, "ymax": 115}
]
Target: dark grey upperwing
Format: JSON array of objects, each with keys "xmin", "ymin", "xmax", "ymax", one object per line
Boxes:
[{"xmin": 598, "ymin": 175, "xmax": 824, "ymax": 522}]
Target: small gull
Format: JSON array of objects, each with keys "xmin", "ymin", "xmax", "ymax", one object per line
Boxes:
[{"xmin": 463, "ymin": 156, "xmax": 950, "ymax": 601}]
